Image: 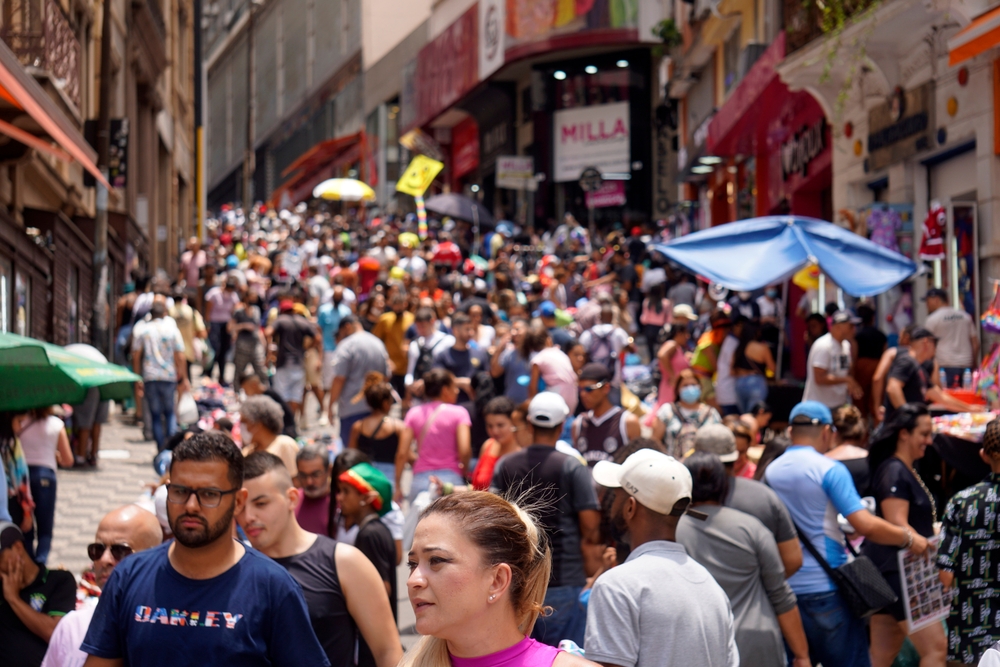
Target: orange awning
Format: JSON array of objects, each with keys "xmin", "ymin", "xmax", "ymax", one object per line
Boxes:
[
  {"xmin": 949, "ymin": 5, "xmax": 1000, "ymax": 66},
  {"xmin": 0, "ymin": 39, "xmax": 111, "ymax": 189},
  {"xmin": 270, "ymin": 131, "xmax": 371, "ymax": 207}
]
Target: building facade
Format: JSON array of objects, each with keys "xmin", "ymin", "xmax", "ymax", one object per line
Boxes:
[{"xmin": 0, "ymin": 0, "xmax": 194, "ymax": 350}]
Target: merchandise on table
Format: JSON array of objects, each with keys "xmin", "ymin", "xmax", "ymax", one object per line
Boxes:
[{"xmin": 932, "ymin": 411, "xmax": 999, "ymax": 442}]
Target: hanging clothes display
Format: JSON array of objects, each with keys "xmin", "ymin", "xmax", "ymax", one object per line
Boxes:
[
  {"xmin": 867, "ymin": 205, "xmax": 902, "ymax": 252},
  {"xmin": 919, "ymin": 202, "xmax": 947, "ymax": 260}
]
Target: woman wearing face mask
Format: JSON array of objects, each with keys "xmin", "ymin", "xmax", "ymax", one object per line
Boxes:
[
  {"xmin": 650, "ymin": 369, "xmax": 721, "ymax": 459},
  {"xmin": 238, "ymin": 395, "xmax": 300, "ymax": 473},
  {"xmin": 863, "ymin": 403, "xmax": 942, "ymax": 667}
]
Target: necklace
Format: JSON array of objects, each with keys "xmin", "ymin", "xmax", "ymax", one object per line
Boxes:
[{"xmin": 910, "ymin": 466, "xmax": 937, "ymax": 525}]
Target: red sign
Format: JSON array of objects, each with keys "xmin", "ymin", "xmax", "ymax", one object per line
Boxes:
[
  {"xmin": 452, "ymin": 117, "xmax": 480, "ymax": 179},
  {"xmin": 585, "ymin": 180, "xmax": 626, "ymax": 208},
  {"xmin": 414, "ymin": 6, "xmax": 479, "ymax": 130}
]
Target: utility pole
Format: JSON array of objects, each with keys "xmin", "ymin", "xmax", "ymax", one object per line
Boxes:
[
  {"xmin": 194, "ymin": 0, "xmax": 205, "ymax": 239},
  {"xmin": 91, "ymin": 0, "xmax": 113, "ymax": 356},
  {"xmin": 242, "ymin": 0, "xmax": 256, "ymax": 213}
]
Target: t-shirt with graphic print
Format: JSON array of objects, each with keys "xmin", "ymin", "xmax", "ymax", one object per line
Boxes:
[
  {"xmin": 82, "ymin": 541, "xmax": 329, "ymax": 667},
  {"xmin": 1, "ymin": 565, "xmax": 76, "ymax": 667},
  {"xmin": 763, "ymin": 445, "xmax": 866, "ymax": 595}
]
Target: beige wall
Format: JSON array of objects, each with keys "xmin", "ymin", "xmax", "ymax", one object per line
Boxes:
[{"xmin": 362, "ymin": 0, "xmax": 433, "ymax": 70}]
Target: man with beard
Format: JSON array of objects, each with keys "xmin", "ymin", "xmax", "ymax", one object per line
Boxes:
[
  {"xmin": 294, "ymin": 445, "xmax": 331, "ymax": 535},
  {"xmin": 42, "ymin": 505, "xmax": 163, "ymax": 667},
  {"xmin": 239, "ymin": 453, "xmax": 402, "ymax": 667},
  {"xmin": 586, "ymin": 449, "xmax": 739, "ymax": 667},
  {"xmin": 80, "ymin": 432, "xmax": 328, "ymax": 667}
]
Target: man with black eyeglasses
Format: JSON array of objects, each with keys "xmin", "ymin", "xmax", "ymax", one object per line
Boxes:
[
  {"xmin": 42, "ymin": 505, "xmax": 163, "ymax": 667},
  {"xmin": 80, "ymin": 432, "xmax": 329, "ymax": 667}
]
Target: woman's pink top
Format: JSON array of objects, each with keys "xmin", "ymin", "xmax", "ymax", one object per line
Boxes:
[
  {"xmin": 450, "ymin": 637, "xmax": 561, "ymax": 667},
  {"xmin": 404, "ymin": 401, "xmax": 471, "ymax": 475},
  {"xmin": 531, "ymin": 347, "xmax": 578, "ymax": 413},
  {"xmin": 657, "ymin": 345, "xmax": 690, "ymax": 407},
  {"xmin": 639, "ymin": 298, "xmax": 672, "ymax": 327}
]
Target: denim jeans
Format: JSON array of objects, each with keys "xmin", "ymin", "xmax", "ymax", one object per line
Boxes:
[
  {"xmin": 531, "ymin": 584, "xmax": 586, "ymax": 647},
  {"xmin": 735, "ymin": 374, "xmax": 769, "ymax": 414},
  {"xmin": 25, "ymin": 466, "xmax": 57, "ymax": 564},
  {"xmin": 409, "ymin": 469, "xmax": 464, "ymax": 503},
  {"xmin": 795, "ymin": 590, "xmax": 871, "ymax": 667},
  {"xmin": 145, "ymin": 380, "xmax": 177, "ymax": 451}
]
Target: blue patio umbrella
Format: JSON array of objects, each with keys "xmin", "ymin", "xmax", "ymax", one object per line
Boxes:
[{"xmin": 651, "ymin": 216, "xmax": 917, "ymax": 297}]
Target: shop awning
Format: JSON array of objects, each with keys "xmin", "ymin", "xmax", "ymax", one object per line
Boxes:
[
  {"xmin": 270, "ymin": 131, "xmax": 370, "ymax": 207},
  {"xmin": 0, "ymin": 39, "xmax": 111, "ymax": 189},
  {"xmin": 948, "ymin": 6, "xmax": 1000, "ymax": 67}
]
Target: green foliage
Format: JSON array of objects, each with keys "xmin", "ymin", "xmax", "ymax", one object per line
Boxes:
[{"xmin": 652, "ymin": 19, "xmax": 683, "ymax": 49}]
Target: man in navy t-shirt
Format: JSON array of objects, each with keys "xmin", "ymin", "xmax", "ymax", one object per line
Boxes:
[{"xmin": 81, "ymin": 432, "xmax": 328, "ymax": 667}]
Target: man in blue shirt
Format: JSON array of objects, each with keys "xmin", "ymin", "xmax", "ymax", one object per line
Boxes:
[
  {"xmin": 81, "ymin": 432, "xmax": 328, "ymax": 667},
  {"xmin": 764, "ymin": 401, "xmax": 927, "ymax": 667}
]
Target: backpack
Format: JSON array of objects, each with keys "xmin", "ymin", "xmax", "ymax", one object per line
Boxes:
[
  {"xmin": 589, "ymin": 329, "xmax": 617, "ymax": 377},
  {"xmin": 413, "ymin": 336, "xmax": 445, "ymax": 383}
]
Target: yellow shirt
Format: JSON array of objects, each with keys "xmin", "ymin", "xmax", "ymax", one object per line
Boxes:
[{"xmin": 372, "ymin": 310, "xmax": 415, "ymax": 374}]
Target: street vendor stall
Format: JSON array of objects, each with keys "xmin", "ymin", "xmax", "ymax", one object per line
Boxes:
[{"xmin": 927, "ymin": 410, "xmax": 998, "ymax": 506}]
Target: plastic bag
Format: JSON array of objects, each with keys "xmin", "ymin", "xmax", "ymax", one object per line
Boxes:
[{"xmin": 176, "ymin": 392, "xmax": 199, "ymax": 426}]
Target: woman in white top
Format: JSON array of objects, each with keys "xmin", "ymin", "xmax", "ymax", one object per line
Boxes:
[{"xmin": 17, "ymin": 406, "xmax": 73, "ymax": 563}]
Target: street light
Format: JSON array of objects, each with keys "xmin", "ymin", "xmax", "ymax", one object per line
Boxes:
[
  {"xmin": 553, "ymin": 70, "xmax": 567, "ymax": 80},
  {"xmin": 585, "ymin": 65, "xmax": 598, "ymax": 74},
  {"xmin": 616, "ymin": 59, "xmax": 629, "ymax": 68}
]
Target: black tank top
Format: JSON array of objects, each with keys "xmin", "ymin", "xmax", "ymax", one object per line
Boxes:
[
  {"xmin": 574, "ymin": 406, "xmax": 627, "ymax": 466},
  {"xmin": 357, "ymin": 417, "xmax": 399, "ymax": 464},
  {"xmin": 733, "ymin": 345, "xmax": 763, "ymax": 373},
  {"xmin": 273, "ymin": 535, "xmax": 358, "ymax": 667}
]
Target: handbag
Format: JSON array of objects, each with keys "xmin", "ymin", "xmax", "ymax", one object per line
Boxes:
[{"xmin": 792, "ymin": 519, "xmax": 898, "ymax": 619}]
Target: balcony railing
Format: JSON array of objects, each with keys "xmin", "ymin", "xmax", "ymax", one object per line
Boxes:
[{"xmin": 0, "ymin": 0, "xmax": 81, "ymax": 109}]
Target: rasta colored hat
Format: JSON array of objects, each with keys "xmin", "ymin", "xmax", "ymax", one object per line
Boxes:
[{"xmin": 339, "ymin": 463, "xmax": 392, "ymax": 516}]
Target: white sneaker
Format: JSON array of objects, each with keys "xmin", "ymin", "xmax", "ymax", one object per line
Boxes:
[{"xmin": 318, "ymin": 413, "xmax": 330, "ymax": 426}]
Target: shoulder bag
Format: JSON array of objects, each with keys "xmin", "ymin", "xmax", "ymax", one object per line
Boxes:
[{"xmin": 791, "ymin": 519, "xmax": 898, "ymax": 619}]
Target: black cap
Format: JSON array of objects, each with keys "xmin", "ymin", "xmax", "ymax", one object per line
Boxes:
[
  {"xmin": 580, "ymin": 363, "xmax": 613, "ymax": 383},
  {"xmin": 910, "ymin": 327, "xmax": 939, "ymax": 342},
  {"xmin": 922, "ymin": 288, "xmax": 948, "ymax": 301}
]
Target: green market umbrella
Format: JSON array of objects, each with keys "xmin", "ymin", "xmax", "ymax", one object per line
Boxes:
[{"xmin": 0, "ymin": 332, "xmax": 141, "ymax": 411}]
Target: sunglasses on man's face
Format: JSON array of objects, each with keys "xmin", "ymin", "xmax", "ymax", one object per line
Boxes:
[
  {"xmin": 580, "ymin": 382, "xmax": 607, "ymax": 394},
  {"xmin": 87, "ymin": 542, "xmax": 134, "ymax": 562}
]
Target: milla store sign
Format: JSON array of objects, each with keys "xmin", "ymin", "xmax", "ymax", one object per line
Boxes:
[
  {"xmin": 553, "ymin": 102, "xmax": 631, "ymax": 182},
  {"xmin": 781, "ymin": 118, "xmax": 826, "ymax": 181}
]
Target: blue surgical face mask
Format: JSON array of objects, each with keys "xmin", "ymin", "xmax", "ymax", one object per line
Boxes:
[
  {"xmin": 679, "ymin": 385, "xmax": 702, "ymax": 404},
  {"xmin": 766, "ymin": 288, "xmax": 778, "ymax": 298}
]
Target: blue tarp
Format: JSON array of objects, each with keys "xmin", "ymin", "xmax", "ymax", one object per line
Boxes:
[{"xmin": 651, "ymin": 216, "xmax": 917, "ymax": 297}]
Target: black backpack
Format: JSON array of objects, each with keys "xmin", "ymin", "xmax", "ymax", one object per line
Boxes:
[{"xmin": 413, "ymin": 336, "xmax": 445, "ymax": 383}]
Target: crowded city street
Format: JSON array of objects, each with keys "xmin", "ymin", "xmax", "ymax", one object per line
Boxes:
[{"xmin": 6, "ymin": 0, "xmax": 1000, "ymax": 666}]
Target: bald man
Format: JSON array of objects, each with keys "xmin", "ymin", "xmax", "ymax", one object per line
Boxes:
[{"xmin": 41, "ymin": 505, "xmax": 162, "ymax": 667}]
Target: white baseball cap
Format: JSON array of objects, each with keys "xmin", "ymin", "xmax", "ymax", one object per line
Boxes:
[
  {"xmin": 593, "ymin": 449, "xmax": 697, "ymax": 517},
  {"xmin": 527, "ymin": 392, "xmax": 570, "ymax": 427}
]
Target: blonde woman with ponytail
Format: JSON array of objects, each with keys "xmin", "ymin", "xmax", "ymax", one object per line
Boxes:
[
  {"xmin": 404, "ymin": 492, "xmax": 598, "ymax": 667},
  {"xmin": 348, "ymin": 371, "xmax": 413, "ymax": 496}
]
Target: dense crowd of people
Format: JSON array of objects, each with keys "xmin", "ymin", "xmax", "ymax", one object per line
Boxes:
[{"xmin": 1, "ymin": 203, "xmax": 1000, "ymax": 667}]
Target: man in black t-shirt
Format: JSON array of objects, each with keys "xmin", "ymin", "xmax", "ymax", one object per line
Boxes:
[
  {"xmin": 490, "ymin": 393, "xmax": 601, "ymax": 648},
  {"xmin": 266, "ymin": 297, "xmax": 316, "ymax": 417},
  {"xmin": 336, "ymin": 463, "xmax": 398, "ymax": 625},
  {"xmin": 884, "ymin": 328, "xmax": 979, "ymax": 422},
  {"xmin": 239, "ymin": 453, "xmax": 402, "ymax": 667},
  {"xmin": 0, "ymin": 521, "xmax": 76, "ymax": 667}
]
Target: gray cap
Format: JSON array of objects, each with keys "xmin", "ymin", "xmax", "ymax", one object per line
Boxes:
[
  {"xmin": 0, "ymin": 520, "xmax": 23, "ymax": 550},
  {"xmin": 693, "ymin": 424, "xmax": 739, "ymax": 463}
]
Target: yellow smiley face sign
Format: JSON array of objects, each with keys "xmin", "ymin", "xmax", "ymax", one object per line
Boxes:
[{"xmin": 396, "ymin": 155, "xmax": 445, "ymax": 197}]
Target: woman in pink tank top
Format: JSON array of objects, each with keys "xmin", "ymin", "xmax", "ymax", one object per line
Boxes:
[
  {"xmin": 401, "ymin": 492, "xmax": 597, "ymax": 667},
  {"xmin": 655, "ymin": 323, "xmax": 692, "ymax": 409}
]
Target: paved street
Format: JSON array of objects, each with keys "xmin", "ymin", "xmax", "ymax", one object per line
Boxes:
[{"xmin": 46, "ymin": 398, "xmax": 420, "ymax": 647}]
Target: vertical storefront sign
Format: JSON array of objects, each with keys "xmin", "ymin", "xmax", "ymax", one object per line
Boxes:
[
  {"xmin": 452, "ymin": 117, "xmax": 481, "ymax": 179},
  {"xmin": 479, "ymin": 0, "xmax": 505, "ymax": 80},
  {"xmin": 413, "ymin": 6, "xmax": 479, "ymax": 130}
]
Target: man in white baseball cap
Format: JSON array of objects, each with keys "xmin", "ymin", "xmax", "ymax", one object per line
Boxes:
[
  {"xmin": 585, "ymin": 449, "xmax": 739, "ymax": 667},
  {"xmin": 490, "ymin": 391, "xmax": 600, "ymax": 648}
]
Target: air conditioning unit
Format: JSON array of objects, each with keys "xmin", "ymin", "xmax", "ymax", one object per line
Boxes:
[{"xmin": 737, "ymin": 43, "xmax": 768, "ymax": 80}]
